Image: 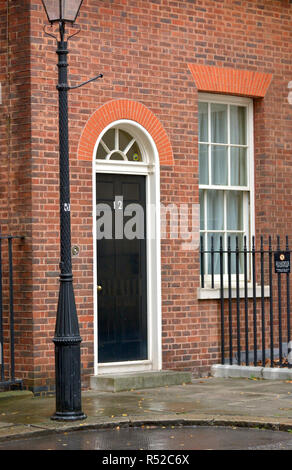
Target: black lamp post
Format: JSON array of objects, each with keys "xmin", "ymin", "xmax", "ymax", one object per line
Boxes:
[{"xmin": 41, "ymin": 0, "xmax": 102, "ymax": 421}]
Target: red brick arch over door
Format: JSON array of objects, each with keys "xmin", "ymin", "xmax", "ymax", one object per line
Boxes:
[{"xmin": 77, "ymin": 99, "xmax": 174, "ymax": 166}]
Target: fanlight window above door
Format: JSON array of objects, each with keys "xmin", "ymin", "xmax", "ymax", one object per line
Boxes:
[{"xmin": 96, "ymin": 128, "xmax": 144, "ymax": 162}]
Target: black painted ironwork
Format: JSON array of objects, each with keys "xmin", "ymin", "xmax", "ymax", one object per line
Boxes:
[
  {"xmin": 48, "ymin": 21, "xmax": 86, "ymax": 421},
  {"xmin": 0, "ymin": 236, "xmax": 24, "ymax": 390},
  {"xmin": 268, "ymin": 236, "xmax": 274, "ymax": 367},
  {"xmin": 220, "ymin": 236, "xmax": 224, "ymax": 365},
  {"xmin": 42, "ymin": 0, "xmax": 102, "ymax": 419},
  {"xmin": 200, "ymin": 235, "xmax": 292, "ymax": 368}
]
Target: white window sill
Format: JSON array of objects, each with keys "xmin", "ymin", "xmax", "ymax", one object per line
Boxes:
[{"xmin": 198, "ymin": 285, "xmax": 270, "ymax": 300}]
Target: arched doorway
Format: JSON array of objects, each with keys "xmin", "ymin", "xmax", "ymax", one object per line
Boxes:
[{"xmin": 93, "ymin": 120, "xmax": 161, "ymax": 375}]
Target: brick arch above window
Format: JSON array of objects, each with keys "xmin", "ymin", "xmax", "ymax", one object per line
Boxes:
[
  {"xmin": 77, "ymin": 99, "xmax": 174, "ymax": 166},
  {"xmin": 188, "ymin": 64, "xmax": 272, "ymax": 98}
]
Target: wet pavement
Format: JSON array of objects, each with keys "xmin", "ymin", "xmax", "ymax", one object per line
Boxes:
[
  {"xmin": 0, "ymin": 377, "xmax": 292, "ymax": 448},
  {"xmin": 0, "ymin": 425, "xmax": 292, "ymax": 450}
]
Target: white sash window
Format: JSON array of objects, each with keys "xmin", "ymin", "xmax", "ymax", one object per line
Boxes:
[{"xmin": 199, "ymin": 93, "xmax": 254, "ymax": 277}]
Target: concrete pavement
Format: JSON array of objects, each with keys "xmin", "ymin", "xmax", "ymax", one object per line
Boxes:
[{"xmin": 0, "ymin": 377, "xmax": 292, "ymax": 443}]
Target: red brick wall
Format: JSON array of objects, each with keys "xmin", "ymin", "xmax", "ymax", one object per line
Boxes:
[
  {"xmin": 0, "ymin": 0, "xmax": 33, "ymax": 388},
  {"xmin": 2, "ymin": 0, "xmax": 292, "ymax": 392}
]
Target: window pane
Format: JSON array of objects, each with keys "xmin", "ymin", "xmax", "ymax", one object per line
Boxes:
[
  {"xmin": 109, "ymin": 152, "xmax": 125, "ymax": 161},
  {"xmin": 199, "ymin": 102, "xmax": 208, "ymax": 142},
  {"xmin": 211, "ymin": 146, "xmax": 228, "ymax": 185},
  {"xmin": 119, "ymin": 129, "xmax": 133, "ymax": 152},
  {"xmin": 227, "ymin": 233, "xmax": 244, "ymax": 274},
  {"xmin": 226, "ymin": 191, "xmax": 243, "ymax": 230},
  {"xmin": 199, "ymin": 190, "xmax": 205, "ymax": 230},
  {"xmin": 102, "ymin": 128, "xmax": 115, "ymax": 151},
  {"xmin": 230, "ymin": 106, "xmax": 246, "ymax": 145},
  {"xmin": 231, "ymin": 147, "xmax": 247, "ymax": 186},
  {"xmin": 207, "ymin": 190, "xmax": 224, "ymax": 230},
  {"xmin": 211, "ymin": 103, "xmax": 227, "ymax": 143},
  {"xmin": 207, "ymin": 233, "xmax": 224, "ymax": 274},
  {"xmin": 199, "ymin": 144, "xmax": 208, "ymax": 185},
  {"xmin": 96, "ymin": 143, "xmax": 107, "ymax": 160},
  {"xmin": 127, "ymin": 141, "xmax": 143, "ymax": 161}
]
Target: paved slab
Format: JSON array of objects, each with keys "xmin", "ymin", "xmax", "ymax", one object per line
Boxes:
[{"xmin": 0, "ymin": 377, "xmax": 291, "ymax": 442}]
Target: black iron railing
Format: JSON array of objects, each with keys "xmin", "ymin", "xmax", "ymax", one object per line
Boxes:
[
  {"xmin": 200, "ymin": 235, "xmax": 292, "ymax": 368},
  {"xmin": 0, "ymin": 235, "xmax": 24, "ymax": 389}
]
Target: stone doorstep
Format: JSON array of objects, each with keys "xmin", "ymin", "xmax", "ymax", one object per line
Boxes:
[
  {"xmin": 211, "ymin": 364, "xmax": 292, "ymax": 380},
  {"xmin": 90, "ymin": 370, "xmax": 192, "ymax": 392}
]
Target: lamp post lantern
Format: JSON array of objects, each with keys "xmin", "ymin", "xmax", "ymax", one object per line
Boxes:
[
  {"xmin": 41, "ymin": 0, "xmax": 102, "ymax": 421},
  {"xmin": 42, "ymin": 0, "xmax": 83, "ymax": 24}
]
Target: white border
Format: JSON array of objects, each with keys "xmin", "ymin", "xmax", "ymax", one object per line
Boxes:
[
  {"xmin": 198, "ymin": 93, "xmax": 255, "ymax": 284},
  {"xmin": 92, "ymin": 120, "xmax": 162, "ymax": 375}
]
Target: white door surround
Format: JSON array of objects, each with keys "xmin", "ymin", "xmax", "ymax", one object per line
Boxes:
[{"xmin": 92, "ymin": 119, "xmax": 162, "ymax": 375}]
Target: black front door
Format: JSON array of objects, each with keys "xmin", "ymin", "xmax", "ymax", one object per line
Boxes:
[{"xmin": 96, "ymin": 173, "xmax": 147, "ymax": 363}]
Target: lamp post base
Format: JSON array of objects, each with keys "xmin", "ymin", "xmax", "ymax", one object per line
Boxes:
[
  {"xmin": 51, "ymin": 274, "xmax": 86, "ymax": 421},
  {"xmin": 51, "ymin": 411, "xmax": 87, "ymax": 421}
]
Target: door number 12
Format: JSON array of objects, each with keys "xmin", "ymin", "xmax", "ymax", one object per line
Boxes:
[{"xmin": 113, "ymin": 198, "xmax": 123, "ymax": 210}]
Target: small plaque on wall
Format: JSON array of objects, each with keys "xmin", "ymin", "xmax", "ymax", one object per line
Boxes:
[{"xmin": 274, "ymin": 251, "xmax": 290, "ymax": 274}]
